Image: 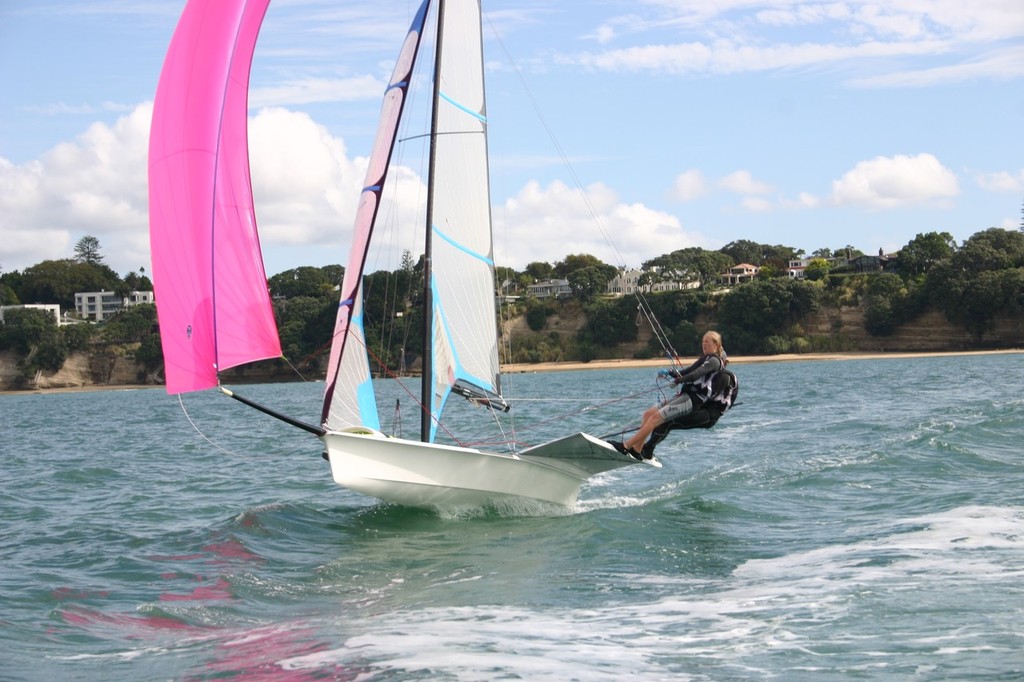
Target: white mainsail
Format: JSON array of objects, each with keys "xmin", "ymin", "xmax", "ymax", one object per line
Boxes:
[{"xmin": 423, "ymin": 0, "xmax": 506, "ymax": 441}]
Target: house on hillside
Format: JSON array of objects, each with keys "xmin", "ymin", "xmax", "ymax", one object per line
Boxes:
[
  {"xmin": 719, "ymin": 263, "xmax": 759, "ymax": 286},
  {"xmin": 526, "ymin": 279, "xmax": 572, "ymax": 299},
  {"xmin": 74, "ymin": 290, "xmax": 154, "ymax": 322},
  {"xmin": 606, "ymin": 267, "xmax": 699, "ymax": 296},
  {"xmin": 834, "ymin": 250, "xmax": 892, "ymax": 274},
  {"xmin": 787, "ymin": 258, "xmax": 812, "ymax": 279}
]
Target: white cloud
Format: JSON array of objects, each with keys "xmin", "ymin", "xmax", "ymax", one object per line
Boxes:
[
  {"xmin": 0, "ymin": 104, "xmax": 152, "ymax": 275},
  {"xmin": 740, "ymin": 196, "xmax": 773, "ymax": 212},
  {"xmin": 720, "ymin": 170, "xmax": 773, "ymax": 195},
  {"xmin": 568, "ymin": 0, "xmax": 1024, "ymax": 85},
  {"xmin": 829, "ymin": 153, "xmax": 959, "ymax": 208},
  {"xmin": 573, "ymin": 38, "xmax": 946, "ymax": 76},
  {"xmin": 852, "ymin": 46, "xmax": 1024, "ymax": 87},
  {"xmin": 1, "ymin": 102, "xmax": 702, "ymax": 279},
  {"xmin": 0, "ymin": 104, "xmax": 370, "ymax": 276},
  {"xmin": 592, "ymin": 24, "xmax": 617, "ymax": 44},
  {"xmin": 976, "ymin": 169, "xmax": 1024, "ymax": 193},
  {"xmin": 495, "ymin": 179, "xmax": 704, "ymax": 268},
  {"xmin": 250, "ymin": 75, "xmax": 384, "ymax": 107},
  {"xmin": 781, "ymin": 191, "xmax": 821, "ymax": 209},
  {"xmin": 248, "ymin": 107, "xmax": 361, "ymax": 248},
  {"xmin": 670, "ymin": 169, "xmax": 709, "ymax": 201}
]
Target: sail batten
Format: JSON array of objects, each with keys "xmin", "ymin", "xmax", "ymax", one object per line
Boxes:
[{"xmin": 433, "ymin": 225, "xmax": 495, "ymax": 265}]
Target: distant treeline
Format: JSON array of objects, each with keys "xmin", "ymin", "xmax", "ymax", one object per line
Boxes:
[{"xmin": 2, "ymin": 228, "xmax": 1022, "ymax": 381}]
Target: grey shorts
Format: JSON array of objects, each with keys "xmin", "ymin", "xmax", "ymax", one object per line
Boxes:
[{"xmin": 657, "ymin": 392, "xmax": 695, "ymax": 421}]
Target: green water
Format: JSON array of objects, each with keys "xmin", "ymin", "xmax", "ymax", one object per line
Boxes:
[{"xmin": 2, "ymin": 354, "xmax": 1023, "ymax": 680}]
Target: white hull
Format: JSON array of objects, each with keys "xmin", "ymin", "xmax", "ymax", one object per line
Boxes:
[{"xmin": 322, "ymin": 428, "xmax": 657, "ymax": 510}]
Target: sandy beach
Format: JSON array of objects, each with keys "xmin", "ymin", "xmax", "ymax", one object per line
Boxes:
[
  {"xmin": 502, "ymin": 348, "xmax": 1023, "ymax": 374},
  {"xmin": 2, "ymin": 349, "xmax": 1019, "ymax": 396}
]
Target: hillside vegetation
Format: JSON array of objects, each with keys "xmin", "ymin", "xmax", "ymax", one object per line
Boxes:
[{"xmin": 1, "ymin": 228, "xmax": 1022, "ymax": 391}]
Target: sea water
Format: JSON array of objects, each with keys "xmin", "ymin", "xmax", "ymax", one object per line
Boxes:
[{"xmin": 2, "ymin": 353, "xmax": 1023, "ymax": 680}]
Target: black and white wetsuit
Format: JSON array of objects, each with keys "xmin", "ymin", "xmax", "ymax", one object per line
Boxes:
[{"xmin": 656, "ymin": 353, "xmax": 724, "ymax": 421}]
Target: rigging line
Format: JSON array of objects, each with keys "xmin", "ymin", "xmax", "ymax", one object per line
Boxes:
[
  {"xmin": 506, "ymin": 396, "xmax": 655, "ymax": 403},
  {"xmin": 508, "ymin": 385, "xmax": 661, "ymax": 437},
  {"xmin": 177, "ymin": 394, "xmax": 245, "ymax": 458},
  {"xmin": 485, "ymin": 19, "xmax": 624, "ymax": 267},
  {"xmin": 484, "ymin": 393, "xmax": 517, "ymax": 454},
  {"xmin": 281, "ymin": 354, "xmax": 311, "ymax": 382},
  {"xmin": 349, "ymin": 329, "xmax": 464, "ymax": 445},
  {"xmin": 484, "ymin": 12, "xmax": 677, "ymax": 361},
  {"xmin": 635, "ymin": 299, "xmax": 680, "ymax": 364}
]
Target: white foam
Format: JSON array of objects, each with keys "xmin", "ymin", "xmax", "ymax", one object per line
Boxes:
[{"xmin": 273, "ymin": 505, "xmax": 1024, "ymax": 679}]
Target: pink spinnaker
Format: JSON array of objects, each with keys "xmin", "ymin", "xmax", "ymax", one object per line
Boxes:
[{"xmin": 148, "ymin": 0, "xmax": 280, "ymax": 395}]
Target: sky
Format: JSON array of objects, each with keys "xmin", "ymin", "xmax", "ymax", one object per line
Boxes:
[{"xmin": 1, "ymin": 0, "xmax": 1023, "ymax": 279}]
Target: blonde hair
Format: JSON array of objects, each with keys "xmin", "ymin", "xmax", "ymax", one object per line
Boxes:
[{"xmin": 703, "ymin": 330, "xmax": 727, "ymax": 366}]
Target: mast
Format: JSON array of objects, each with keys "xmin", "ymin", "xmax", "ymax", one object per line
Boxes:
[{"xmin": 420, "ymin": 0, "xmax": 446, "ymax": 442}]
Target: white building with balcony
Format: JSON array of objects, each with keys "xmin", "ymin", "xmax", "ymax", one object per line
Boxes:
[{"xmin": 74, "ymin": 290, "xmax": 154, "ymax": 322}]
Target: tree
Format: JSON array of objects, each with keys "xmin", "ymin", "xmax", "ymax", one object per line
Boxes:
[
  {"xmin": 946, "ymin": 268, "xmax": 1024, "ymax": 336},
  {"xmin": 863, "ymin": 273, "xmax": 907, "ymax": 336},
  {"xmin": 952, "ymin": 228, "xmax": 1024, "ymax": 273},
  {"xmin": 19, "ymin": 259, "xmax": 120, "ymax": 310},
  {"xmin": 661, "ymin": 320, "xmax": 698, "ymax": 357},
  {"xmin": 62, "ymin": 323, "xmax": 94, "ymax": 351},
  {"xmin": 122, "ymin": 269, "xmax": 154, "ymax": 292},
  {"xmin": 524, "ymin": 261, "xmax": 554, "ymax": 282},
  {"xmin": 74, "ymin": 235, "xmax": 104, "ymax": 265},
  {"xmin": 268, "ymin": 266, "xmax": 333, "ymax": 299},
  {"xmin": 899, "ymin": 231, "xmax": 956, "ymax": 276},
  {"xmin": 716, "ymin": 279, "xmax": 820, "ymax": 353},
  {"xmin": 553, "ymin": 253, "xmax": 611, "ymax": 278},
  {"xmin": 495, "ymin": 265, "xmax": 518, "ymax": 294},
  {"xmin": 102, "ymin": 304, "xmax": 157, "ymax": 343},
  {"xmin": 643, "ymin": 247, "xmax": 733, "ymax": 289},
  {"xmin": 567, "ymin": 265, "xmax": 615, "ymax": 303},
  {"xmin": 551, "ymin": 254, "xmax": 615, "ymax": 302},
  {"xmin": 719, "ymin": 240, "xmax": 762, "ymax": 265},
  {"xmin": 0, "ymin": 307, "xmax": 67, "ymax": 374},
  {"xmin": 525, "ymin": 299, "xmax": 553, "ymax": 331},
  {"xmin": 578, "ymin": 298, "xmax": 638, "ymax": 348},
  {"xmin": 831, "ymin": 245, "xmax": 865, "ymax": 261},
  {"xmin": 804, "ymin": 258, "xmax": 831, "ymax": 281},
  {"xmin": 0, "ymin": 279, "xmax": 18, "ymax": 305},
  {"xmin": 320, "ymin": 263, "xmax": 345, "ymax": 286},
  {"xmin": 136, "ymin": 332, "xmax": 164, "ymax": 371},
  {"xmin": 273, "ymin": 295, "xmax": 335, "ymax": 359},
  {"xmin": 719, "ymin": 240, "xmax": 802, "ymax": 268}
]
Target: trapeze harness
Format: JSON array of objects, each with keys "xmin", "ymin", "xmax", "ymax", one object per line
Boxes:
[{"xmin": 642, "ymin": 355, "xmax": 739, "ymax": 456}]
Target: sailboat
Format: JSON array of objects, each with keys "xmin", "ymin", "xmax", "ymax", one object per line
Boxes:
[{"xmin": 148, "ymin": 0, "xmax": 657, "ymax": 512}]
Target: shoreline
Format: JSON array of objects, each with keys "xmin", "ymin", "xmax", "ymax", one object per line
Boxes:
[
  {"xmin": 503, "ymin": 348, "xmax": 1023, "ymax": 374},
  {"xmin": 2, "ymin": 349, "xmax": 1021, "ymax": 396}
]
